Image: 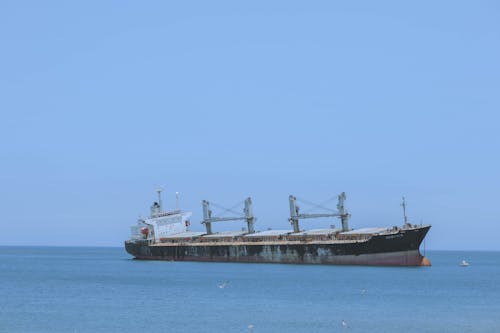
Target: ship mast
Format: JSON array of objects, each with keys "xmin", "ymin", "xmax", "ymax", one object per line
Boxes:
[
  {"xmin": 156, "ymin": 187, "xmax": 163, "ymax": 211},
  {"xmin": 401, "ymin": 196, "xmax": 409, "ymax": 225}
]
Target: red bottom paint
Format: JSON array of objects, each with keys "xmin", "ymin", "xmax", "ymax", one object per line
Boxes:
[{"xmin": 134, "ymin": 250, "xmax": 431, "ymax": 266}]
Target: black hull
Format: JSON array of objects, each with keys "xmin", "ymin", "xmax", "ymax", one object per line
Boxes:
[{"xmin": 125, "ymin": 226, "xmax": 431, "ymax": 266}]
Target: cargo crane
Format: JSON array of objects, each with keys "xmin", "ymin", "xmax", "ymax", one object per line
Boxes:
[
  {"xmin": 201, "ymin": 197, "xmax": 255, "ymax": 234},
  {"xmin": 288, "ymin": 192, "xmax": 350, "ymax": 233}
]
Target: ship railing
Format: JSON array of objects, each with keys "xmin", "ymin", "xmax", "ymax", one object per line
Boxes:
[
  {"xmin": 336, "ymin": 234, "xmax": 372, "ymax": 241},
  {"xmin": 151, "ymin": 210, "xmax": 182, "ymax": 218},
  {"xmin": 150, "ymin": 232, "xmax": 384, "ymax": 244},
  {"xmin": 286, "ymin": 234, "xmax": 338, "ymax": 242}
]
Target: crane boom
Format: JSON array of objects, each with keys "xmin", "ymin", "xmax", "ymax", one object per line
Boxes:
[{"xmin": 289, "ymin": 192, "xmax": 350, "ymax": 233}]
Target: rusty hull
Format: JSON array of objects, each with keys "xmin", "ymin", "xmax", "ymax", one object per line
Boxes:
[{"xmin": 125, "ymin": 225, "xmax": 431, "ymax": 266}]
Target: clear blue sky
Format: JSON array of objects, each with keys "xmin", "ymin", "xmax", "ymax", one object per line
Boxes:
[{"xmin": 1, "ymin": 1, "xmax": 499, "ymax": 250}]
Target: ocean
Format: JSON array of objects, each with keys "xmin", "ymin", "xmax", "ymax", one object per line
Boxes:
[{"xmin": 0, "ymin": 247, "xmax": 498, "ymax": 333}]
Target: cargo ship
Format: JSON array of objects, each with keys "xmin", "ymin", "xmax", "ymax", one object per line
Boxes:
[{"xmin": 125, "ymin": 189, "xmax": 431, "ymax": 266}]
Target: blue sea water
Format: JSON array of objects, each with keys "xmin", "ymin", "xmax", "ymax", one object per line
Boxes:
[{"xmin": 0, "ymin": 247, "xmax": 498, "ymax": 333}]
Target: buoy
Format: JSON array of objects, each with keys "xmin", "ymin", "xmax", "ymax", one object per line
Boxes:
[
  {"xmin": 140, "ymin": 227, "xmax": 149, "ymax": 235},
  {"xmin": 460, "ymin": 260, "xmax": 470, "ymax": 267}
]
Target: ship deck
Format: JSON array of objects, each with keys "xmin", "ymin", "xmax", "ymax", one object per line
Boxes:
[{"xmin": 150, "ymin": 238, "xmax": 370, "ymax": 247}]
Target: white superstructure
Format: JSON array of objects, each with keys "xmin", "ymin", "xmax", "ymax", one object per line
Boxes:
[{"xmin": 130, "ymin": 189, "xmax": 192, "ymax": 242}]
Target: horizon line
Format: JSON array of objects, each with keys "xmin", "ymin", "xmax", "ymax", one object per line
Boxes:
[{"xmin": 0, "ymin": 244, "xmax": 499, "ymax": 252}]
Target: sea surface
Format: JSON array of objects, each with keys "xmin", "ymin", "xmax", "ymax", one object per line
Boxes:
[{"xmin": 0, "ymin": 247, "xmax": 498, "ymax": 333}]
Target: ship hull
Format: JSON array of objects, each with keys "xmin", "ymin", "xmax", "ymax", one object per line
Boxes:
[{"xmin": 125, "ymin": 226, "xmax": 431, "ymax": 266}]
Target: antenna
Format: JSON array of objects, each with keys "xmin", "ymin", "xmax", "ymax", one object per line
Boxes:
[
  {"xmin": 175, "ymin": 192, "xmax": 180, "ymax": 210},
  {"xmin": 156, "ymin": 187, "xmax": 164, "ymax": 210},
  {"xmin": 401, "ymin": 196, "xmax": 408, "ymax": 225}
]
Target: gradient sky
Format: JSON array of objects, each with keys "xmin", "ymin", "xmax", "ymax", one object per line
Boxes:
[{"xmin": 1, "ymin": 1, "xmax": 499, "ymax": 250}]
